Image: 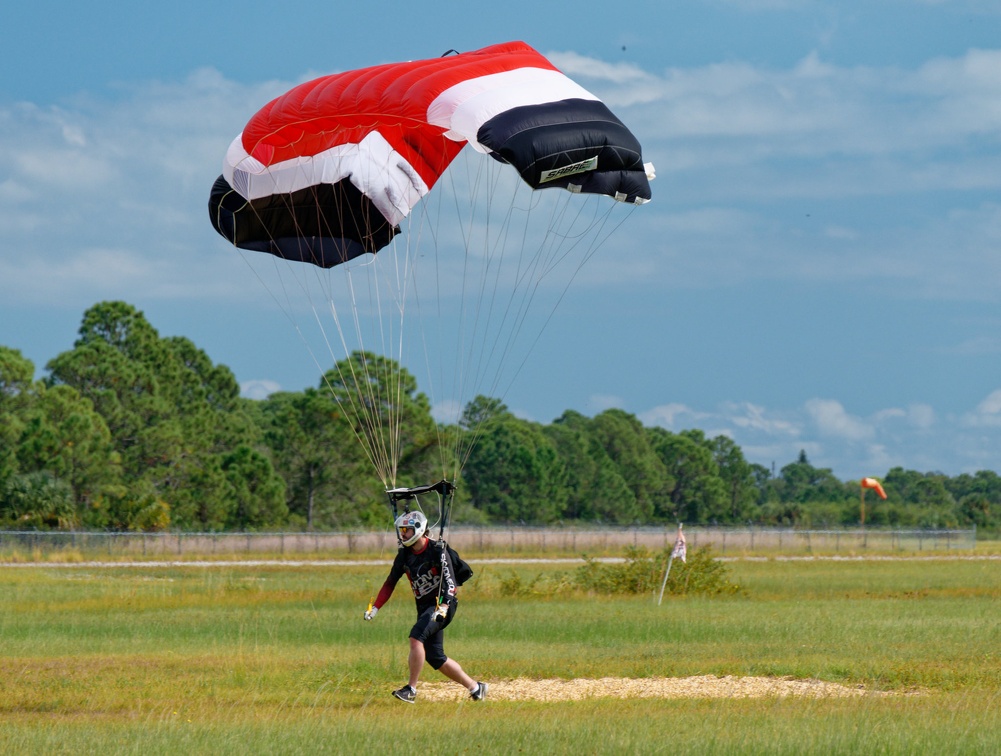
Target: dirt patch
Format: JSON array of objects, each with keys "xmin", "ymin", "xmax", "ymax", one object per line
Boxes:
[{"xmin": 418, "ymin": 676, "xmax": 899, "ymax": 702}]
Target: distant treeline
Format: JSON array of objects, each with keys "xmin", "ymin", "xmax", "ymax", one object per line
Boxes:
[{"xmin": 2, "ymin": 302, "xmax": 998, "ymax": 534}]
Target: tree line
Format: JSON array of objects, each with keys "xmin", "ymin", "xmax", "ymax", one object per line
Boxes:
[{"xmin": 1, "ymin": 302, "xmax": 998, "ymax": 534}]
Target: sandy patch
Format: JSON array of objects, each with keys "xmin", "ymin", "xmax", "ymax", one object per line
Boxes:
[{"xmin": 418, "ymin": 676, "xmax": 899, "ymax": 702}]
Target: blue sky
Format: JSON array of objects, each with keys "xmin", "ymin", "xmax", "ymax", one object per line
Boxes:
[{"xmin": 2, "ymin": 1, "xmax": 1000, "ymax": 481}]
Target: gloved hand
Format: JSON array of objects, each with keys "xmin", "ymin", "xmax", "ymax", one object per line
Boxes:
[
  {"xmin": 432, "ymin": 602, "xmax": 449, "ymax": 622},
  {"xmin": 364, "ymin": 605, "xmax": 378, "ymax": 621}
]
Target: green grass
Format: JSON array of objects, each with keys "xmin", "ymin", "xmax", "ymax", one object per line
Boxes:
[{"xmin": 1, "ymin": 558, "xmax": 999, "ymax": 753}]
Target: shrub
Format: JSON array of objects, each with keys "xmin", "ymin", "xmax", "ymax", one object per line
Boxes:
[
  {"xmin": 0, "ymin": 471, "xmax": 76, "ymax": 529},
  {"xmin": 497, "ymin": 570, "xmax": 574, "ymax": 597},
  {"xmin": 496, "ymin": 546, "xmax": 743, "ymax": 598},
  {"xmin": 576, "ymin": 545, "xmax": 742, "ymax": 597}
]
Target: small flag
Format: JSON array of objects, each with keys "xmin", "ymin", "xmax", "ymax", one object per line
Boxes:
[
  {"xmin": 861, "ymin": 478, "xmax": 887, "ymax": 499},
  {"xmin": 670, "ymin": 524, "xmax": 687, "ymax": 563}
]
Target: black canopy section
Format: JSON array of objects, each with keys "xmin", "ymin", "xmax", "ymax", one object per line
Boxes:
[
  {"xmin": 208, "ymin": 175, "xmax": 399, "ymax": 268},
  {"xmin": 477, "ymin": 98, "xmax": 651, "ymax": 204}
]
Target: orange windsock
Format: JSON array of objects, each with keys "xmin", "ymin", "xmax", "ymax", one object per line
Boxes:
[{"xmin": 861, "ymin": 477, "xmax": 887, "ymax": 499}]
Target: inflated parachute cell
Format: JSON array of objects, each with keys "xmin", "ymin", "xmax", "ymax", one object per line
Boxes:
[{"xmin": 208, "ymin": 41, "xmax": 653, "ymax": 267}]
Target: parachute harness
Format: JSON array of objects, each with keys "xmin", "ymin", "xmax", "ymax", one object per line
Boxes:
[{"xmin": 387, "ymin": 480, "xmax": 456, "ymax": 612}]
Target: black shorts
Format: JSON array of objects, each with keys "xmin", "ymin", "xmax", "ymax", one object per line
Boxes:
[{"xmin": 409, "ymin": 600, "xmax": 457, "ymax": 670}]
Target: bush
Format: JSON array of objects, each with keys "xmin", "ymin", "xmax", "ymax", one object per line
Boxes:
[
  {"xmin": 657, "ymin": 545, "xmax": 744, "ymax": 597},
  {"xmin": 576, "ymin": 545, "xmax": 742, "ymax": 597},
  {"xmin": 496, "ymin": 545, "xmax": 743, "ymax": 598},
  {"xmin": 497, "ymin": 570, "xmax": 575, "ymax": 597},
  {"xmin": 0, "ymin": 472, "xmax": 75, "ymax": 529}
]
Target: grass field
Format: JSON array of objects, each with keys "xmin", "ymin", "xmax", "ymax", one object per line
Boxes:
[{"xmin": 1, "ymin": 555, "xmax": 999, "ymax": 754}]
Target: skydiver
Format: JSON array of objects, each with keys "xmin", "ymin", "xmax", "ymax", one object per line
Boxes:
[{"xmin": 363, "ymin": 510, "xmax": 487, "ymax": 704}]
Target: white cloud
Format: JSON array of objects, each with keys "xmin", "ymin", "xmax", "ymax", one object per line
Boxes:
[
  {"xmin": 942, "ymin": 335, "xmax": 1001, "ymax": 356},
  {"xmin": 720, "ymin": 401, "xmax": 800, "ymax": 436},
  {"xmin": 906, "ymin": 403, "xmax": 937, "ymax": 429},
  {"xmin": 0, "ymin": 69, "xmax": 293, "ymax": 308},
  {"xmin": 546, "ymin": 52, "xmax": 654, "ymax": 86},
  {"xmin": 586, "ymin": 394, "xmax": 625, "ymax": 412},
  {"xmin": 640, "ymin": 402, "xmax": 706, "ymax": 429},
  {"xmin": 431, "ymin": 399, "xmax": 462, "ymax": 425},
  {"xmin": 632, "ymin": 394, "xmax": 993, "ymax": 479},
  {"xmin": 240, "ymin": 379, "xmax": 280, "ymax": 400},
  {"xmin": 977, "ymin": 389, "xmax": 1001, "ymax": 414},
  {"xmin": 556, "ymin": 47, "xmax": 1001, "ymax": 179},
  {"xmin": 862, "ymin": 443, "xmax": 896, "ymax": 474},
  {"xmin": 536, "ymin": 48, "xmax": 1001, "ymax": 301},
  {"xmin": 805, "ymin": 398, "xmax": 875, "ymax": 441},
  {"xmin": 965, "ymin": 389, "xmax": 1001, "ymax": 427}
]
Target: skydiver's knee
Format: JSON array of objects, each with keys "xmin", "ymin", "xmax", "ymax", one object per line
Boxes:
[{"xmin": 426, "ymin": 651, "xmax": 448, "ymax": 670}]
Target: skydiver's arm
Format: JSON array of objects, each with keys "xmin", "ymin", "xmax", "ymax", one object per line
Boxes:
[
  {"xmin": 374, "ymin": 549, "xmax": 406, "ymax": 609},
  {"xmin": 373, "ymin": 579, "xmax": 396, "ymax": 609}
]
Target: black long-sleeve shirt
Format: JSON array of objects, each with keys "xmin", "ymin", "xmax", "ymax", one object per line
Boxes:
[{"xmin": 374, "ymin": 539, "xmax": 456, "ymax": 612}]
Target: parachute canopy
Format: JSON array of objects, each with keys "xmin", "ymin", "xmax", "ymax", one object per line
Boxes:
[{"xmin": 208, "ymin": 41, "xmax": 653, "ymax": 267}]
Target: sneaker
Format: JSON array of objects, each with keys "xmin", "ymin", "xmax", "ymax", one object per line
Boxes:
[
  {"xmin": 392, "ymin": 685, "xmax": 416, "ymax": 704},
  {"xmin": 470, "ymin": 682, "xmax": 488, "ymax": 701}
]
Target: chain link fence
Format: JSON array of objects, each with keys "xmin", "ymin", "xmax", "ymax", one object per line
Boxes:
[{"xmin": 0, "ymin": 526, "xmax": 978, "ymax": 560}]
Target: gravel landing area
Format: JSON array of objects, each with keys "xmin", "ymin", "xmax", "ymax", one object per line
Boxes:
[{"xmin": 417, "ymin": 676, "xmax": 903, "ymax": 702}]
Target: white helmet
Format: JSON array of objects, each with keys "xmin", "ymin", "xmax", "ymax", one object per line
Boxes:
[{"xmin": 395, "ymin": 511, "xmax": 428, "ymax": 547}]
